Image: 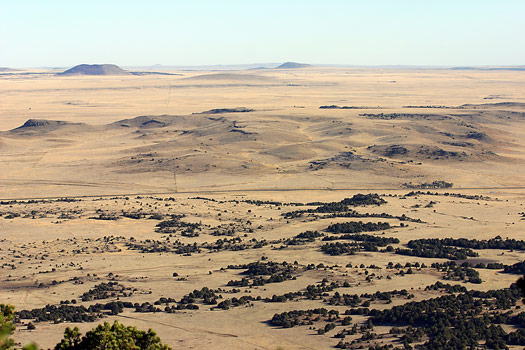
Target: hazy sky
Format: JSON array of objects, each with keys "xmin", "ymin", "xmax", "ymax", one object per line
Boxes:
[{"xmin": 1, "ymin": 0, "xmax": 524, "ymax": 68}]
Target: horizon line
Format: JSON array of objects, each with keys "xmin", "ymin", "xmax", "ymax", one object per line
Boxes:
[{"xmin": 3, "ymin": 63, "xmax": 525, "ymax": 71}]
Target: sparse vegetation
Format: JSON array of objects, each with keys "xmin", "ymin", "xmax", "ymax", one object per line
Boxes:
[
  {"xmin": 326, "ymin": 221, "xmax": 391, "ymax": 234},
  {"xmin": 402, "ymin": 180, "xmax": 453, "ymax": 189},
  {"xmin": 369, "ymin": 284, "xmax": 524, "ymax": 349},
  {"xmin": 80, "ymin": 282, "xmax": 134, "ymax": 301},
  {"xmin": 396, "ymin": 239, "xmax": 479, "ymax": 260}
]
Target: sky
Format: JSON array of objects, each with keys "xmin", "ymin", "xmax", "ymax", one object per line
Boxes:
[{"xmin": 1, "ymin": 0, "xmax": 524, "ymax": 68}]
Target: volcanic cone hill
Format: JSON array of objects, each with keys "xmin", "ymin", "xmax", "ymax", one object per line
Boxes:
[{"xmin": 58, "ymin": 64, "xmax": 131, "ymax": 76}]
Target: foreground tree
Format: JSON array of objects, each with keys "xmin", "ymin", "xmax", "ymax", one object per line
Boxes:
[
  {"xmin": 55, "ymin": 321, "xmax": 171, "ymax": 350},
  {"xmin": 0, "ymin": 304, "xmax": 37, "ymax": 350},
  {"xmin": 519, "ymin": 275, "xmax": 525, "ymax": 302},
  {"xmin": 0, "ymin": 304, "xmax": 16, "ymax": 350}
]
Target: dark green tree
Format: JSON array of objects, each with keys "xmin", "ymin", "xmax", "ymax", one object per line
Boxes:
[
  {"xmin": 54, "ymin": 321, "xmax": 171, "ymax": 350},
  {"xmin": 518, "ymin": 275, "xmax": 525, "ymax": 303}
]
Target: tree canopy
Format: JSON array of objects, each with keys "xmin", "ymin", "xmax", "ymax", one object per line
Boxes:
[{"xmin": 55, "ymin": 321, "xmax": 171, "ymax": 350}]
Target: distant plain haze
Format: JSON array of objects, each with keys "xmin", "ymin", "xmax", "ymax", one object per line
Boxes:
[{"xmin": 1, "ymin": 0, "xmax": 524, "ymax": 68}]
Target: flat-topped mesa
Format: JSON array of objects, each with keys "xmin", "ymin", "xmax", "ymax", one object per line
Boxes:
[
  {"xmin": 194, "ymin": 107, "xmax": 254, "ymax": 115},
  {"xmin": 8, "ymin": 119, "xmax": 86, "ymax": 134},
  {"xmin": 58, "ymin": 64, "xmax": 131, "ymax": 76},
  {"xmin": 17, "ymin": 119, "xmax": 78, "ymax": 128},
  {"xmin": 275, "ymin": 62, "xmax": 312, "ymax": 69},
  {"xmin": 0, "ymin": 67, "xmax": 18, "ymax": 72}
]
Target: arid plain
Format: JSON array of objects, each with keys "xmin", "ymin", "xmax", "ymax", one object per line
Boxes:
[{"xmin": 1, "ymin": 67, "xmax": 525, "ymax": 349}]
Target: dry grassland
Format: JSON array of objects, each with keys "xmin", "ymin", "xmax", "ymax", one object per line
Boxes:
[{"xmin": 1, "ymin": 68, "xmax": 525, "ymax": 349}]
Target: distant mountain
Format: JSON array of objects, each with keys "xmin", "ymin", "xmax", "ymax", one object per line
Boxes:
[
  {"xmin": 58, "ymin": 64, "xmax": 131, "ymax": 76},
  {"xmin": 184, "ymin": 73, "xmax": 274, "ymax": 81},
  {"xmin": 124, "ymin": 63, "xmax": 280, "ymax": 71},
  {"xmin": 0, "ymin": 67, "xmax": 18, "ymax": 72},
  {"xmin": 450, "ymin": 66, "xmax": 525, "ymax": 71},
  {"xmin": 275, "ymin": 62, "xmax": 312, "ymax": 69}
]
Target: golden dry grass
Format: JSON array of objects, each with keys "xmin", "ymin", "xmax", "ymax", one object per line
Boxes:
[{"xmin": 1, "ymin": 68, "xmax": 525, "ymax": 349}]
